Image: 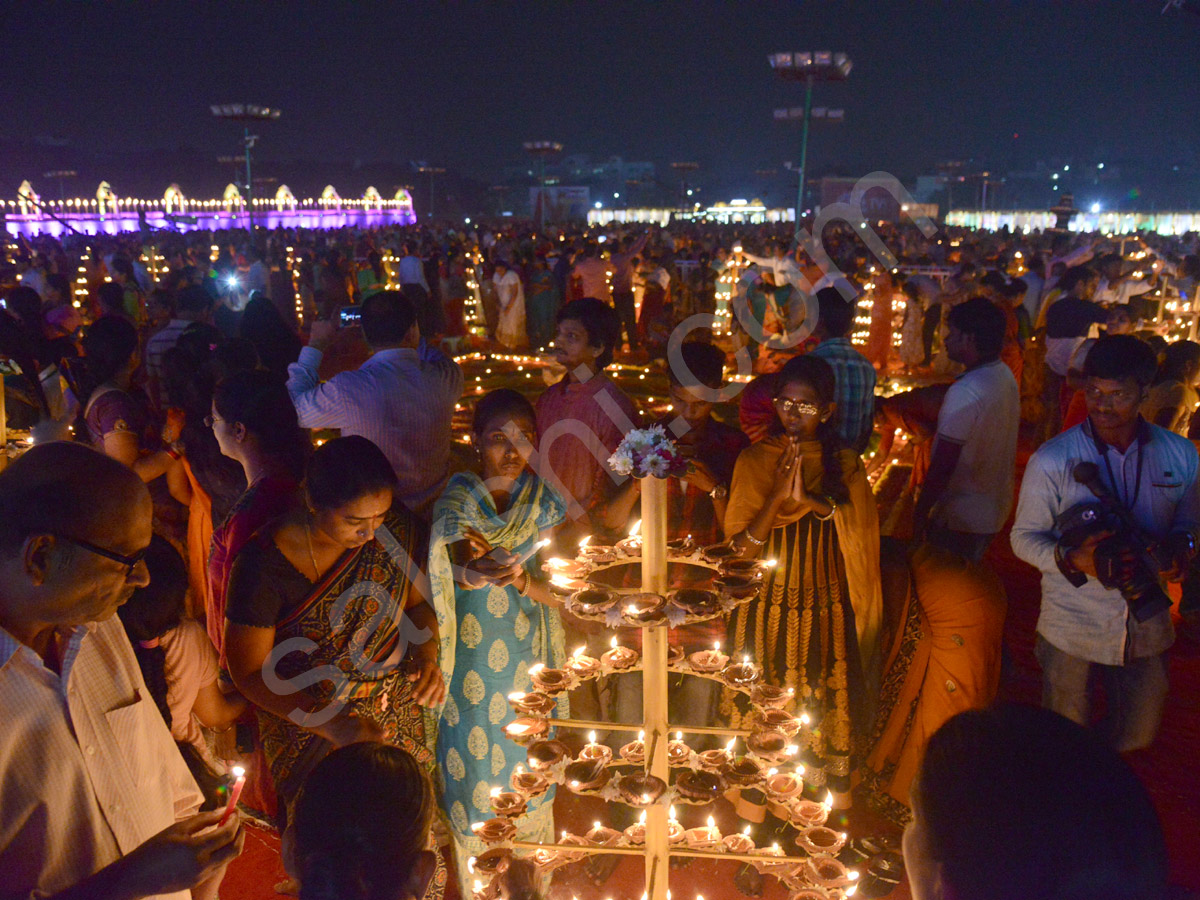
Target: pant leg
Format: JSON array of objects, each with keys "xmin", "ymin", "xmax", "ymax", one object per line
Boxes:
[
  {"xmin": 613, "ymin": 290, "xmax": 639, "ymax": 350},
  {"xmin": 1042, "ymin": 368, "xmax": 1065, "ymax": 440},
  {"xmin": 921, "ymin": 303, "xmax": 941, "ymax": 364},
  {"xmin": 1035, "ymin": 635, "xmax": 1093, "ymax": 727},
  {"xmin": 1102, "ymin": 653, "xmax": 1169, "ymax": 752}
]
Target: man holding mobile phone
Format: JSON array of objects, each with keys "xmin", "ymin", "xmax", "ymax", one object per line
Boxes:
[{"xmin": 287, "ymin": 290, "xmax": 464, "ymax": 520}]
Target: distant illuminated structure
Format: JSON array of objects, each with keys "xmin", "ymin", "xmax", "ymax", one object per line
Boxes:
[{"xmin": 4, "ymin": 180, "xmax": 417, "ymax": 238}]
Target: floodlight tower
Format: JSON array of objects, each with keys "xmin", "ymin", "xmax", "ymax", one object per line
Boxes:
[
  {"xmin": 210, "ymin": 104, "xmax": 281, "ymax": 232},
  {"xmin": 768, "ymin": 51, "xmax": 851, "ymax": 240}
]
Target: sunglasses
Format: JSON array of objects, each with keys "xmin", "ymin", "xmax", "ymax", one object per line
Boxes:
[
  {"xmin": 773, "ymin": 397, "xmax": 821, "ymax": 417},
  {"xmin": 55, "ymin": 534, "xmax": 148, "ymax": 578}
]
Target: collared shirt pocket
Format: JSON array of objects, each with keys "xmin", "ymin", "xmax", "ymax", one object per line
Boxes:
[{"xmin": 103, "ymin": 692, "xmax": 163, "ymax": 791}]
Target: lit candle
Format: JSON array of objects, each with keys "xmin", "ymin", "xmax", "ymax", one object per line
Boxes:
[{"xmin": 220, "ymin": 765, "xmax": 246, "ymax": 826}]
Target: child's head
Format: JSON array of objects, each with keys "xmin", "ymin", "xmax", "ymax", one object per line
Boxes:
[
  {"xmin": 669, "ymin": 341, "xmax": 725, "ymax": 429},
  {"xmin": 289, "ymin": 742, "xmax": 436, "ymax": 900},
  {"xmin": 772, "ymin": 355, "xmax": 837, "ymax": 442},
  {"xmin": 117, "ymin": 534, "xmax": 188, "ymax": 644},
  {"xmin": 554, "ymin": 297, "xmax": 620, "ymax": 372}
]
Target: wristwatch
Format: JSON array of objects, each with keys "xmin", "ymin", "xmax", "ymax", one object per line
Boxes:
[{"xmin": 709, "ymin": 484, "xmax": 728, "ymax": 501}]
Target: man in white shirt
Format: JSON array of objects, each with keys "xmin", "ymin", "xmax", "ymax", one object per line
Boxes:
[
  {"xmin": 0, "ymin": 442, "xmax": 243, "ymax": 900},
  {"xmin": 145, "ymin": 285, "xmax": 214, "ymax": 405},
  {"xmin": 1012, "ymin": 335, "xmax": 1200, "ymax": 751},
  {"xmin": 287, "ymin": 290, "xmax": 464, "ymax": 518},
  {"xmin": 915, "ymin": 296, "xmax": 1020, "ymax": 561}
]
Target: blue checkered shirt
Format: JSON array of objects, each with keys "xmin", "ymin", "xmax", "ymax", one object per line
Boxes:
[{"xmin": 809, "ymin": 338, "xmax": 877, "ymax": 452}]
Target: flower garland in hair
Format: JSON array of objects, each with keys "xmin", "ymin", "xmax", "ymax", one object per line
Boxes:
[{"xmin": 608, "ymin": 425, "xmax": 688, "ymax": 479}]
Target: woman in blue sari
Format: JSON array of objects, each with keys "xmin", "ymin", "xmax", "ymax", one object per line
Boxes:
[{"xmin": 429, "ymin": 389, "xmax": 567, "ymax": 888}]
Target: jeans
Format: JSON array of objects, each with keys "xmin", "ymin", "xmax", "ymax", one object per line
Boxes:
[
  {"xmin": 612, "ymin": 289, "xmax": 639, "ymax": 350},
  {"xmin": 927, "ymin": 525, "xmax": 994, "ymax": 563},
  {"xmin": 1035, "ymin": 635, "xmax": 1169, "ymax": 752}
]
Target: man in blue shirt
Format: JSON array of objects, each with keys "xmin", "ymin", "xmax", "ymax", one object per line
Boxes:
[
  {"xmin": 1012, "ymin": 335, "xmax": 1200, "ymax": 751},
  {"xmin": 809, "ymin": 286, "xmax": 877, "ymax": 454}
]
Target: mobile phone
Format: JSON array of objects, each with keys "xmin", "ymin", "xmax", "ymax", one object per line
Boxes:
[{"xmin": 338, "ymin": 305, "xmax": 362, "ymax": 326}]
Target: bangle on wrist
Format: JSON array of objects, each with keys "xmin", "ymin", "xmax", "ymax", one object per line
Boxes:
[
  {"xmin": 813, "ymin": 496, "xmax": 837, "ymax": 521},
  {"xmin": 517, "ymin": 571, "xmax": 530, "ymax": 595},
  {"xmin": 740, "ymin": 529, "xmax": 765, "ymax": 548},
  {"xmin": 164, "ymin": 446, "xmax": 181, "ymax": 461}
]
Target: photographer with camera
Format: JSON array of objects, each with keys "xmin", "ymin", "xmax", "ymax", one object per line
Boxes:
[{"xmin": 1012, "ymin": 334, "xmax": 1200, "ymax": 752}]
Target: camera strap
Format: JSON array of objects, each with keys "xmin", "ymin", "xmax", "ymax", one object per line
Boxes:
[{"xmin": 1099, "ymin": 438, "xmax": 1145, "ymax": 512}]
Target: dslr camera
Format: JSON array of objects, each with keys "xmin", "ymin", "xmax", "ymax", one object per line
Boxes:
[{"xmin": 1054, "ymin": 462, "xmax": 1181, "ymax": 622}]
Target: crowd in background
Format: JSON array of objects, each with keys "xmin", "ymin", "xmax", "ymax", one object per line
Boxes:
[{"xmin": 0, "ymin": 214, "xmax": 1192, "ymax": 900}]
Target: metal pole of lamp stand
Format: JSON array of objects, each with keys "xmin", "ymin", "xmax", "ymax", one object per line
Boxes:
[
  {"xmin": 641, "ymin": 474, "xmax": 669, "ymax": 900},
  {"xmin": 244, "ymin": 127, "xmax": 254, "ymax": 233}
]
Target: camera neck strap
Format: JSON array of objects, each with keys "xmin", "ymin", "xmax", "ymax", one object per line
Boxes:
[{"xmin": 1098, "ymin": 432, "xmax": 1146, "ymax": 511}]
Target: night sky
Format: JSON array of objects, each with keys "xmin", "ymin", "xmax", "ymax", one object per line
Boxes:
[{"xmin": 7, "ymin": 1, "xmax": 1200, "ymax": 193}]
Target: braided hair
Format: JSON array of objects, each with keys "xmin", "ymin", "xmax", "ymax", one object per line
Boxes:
[
  {"xmin": 773, "ymin": 355, "xmax": 851, "ymax": 505},
  {"xmin": 293, "ymin": 742, "xmax": 435, "ymax": 900}
]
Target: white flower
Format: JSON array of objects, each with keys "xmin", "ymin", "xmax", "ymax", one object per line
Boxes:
[
  {"xmin": 644, "ymin": 454, "xmax": 670, "ymax": 478},
  {"xmin": 609, "ymin": 447, "xmax": 635, "ymax": 476}
]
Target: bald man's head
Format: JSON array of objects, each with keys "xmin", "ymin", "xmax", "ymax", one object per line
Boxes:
[{"xmin": 0, "ymin": 442, "xmax": 148, "ymax": 555}]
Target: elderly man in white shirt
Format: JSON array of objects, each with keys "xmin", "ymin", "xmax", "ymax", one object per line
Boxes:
[
  {"xmin": 0, "ymin": 442, "xmax": 243, "ymax": 900},
  {"xmin": 287, "ymin": 290, "xmax": 464, "ymax": 518}
]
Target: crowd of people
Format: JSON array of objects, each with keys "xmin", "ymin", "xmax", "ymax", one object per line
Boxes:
[{"xmin": 0, "ymin": 215, "xmax": 1193, "ymax": 900}]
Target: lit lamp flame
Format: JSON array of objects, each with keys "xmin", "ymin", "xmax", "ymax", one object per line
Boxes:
[
  {"xmin": 579, "ymin": 535, "xmax": 592, "ymax": 551},
  {"xmin": 630, "ymin": 519, "xmax": 641, "ymax": 537}
]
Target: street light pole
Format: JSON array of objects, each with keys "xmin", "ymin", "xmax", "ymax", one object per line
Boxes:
[
  {"xmin": 769, "ymin": 51, "xmax": 851, "ymax": 242},
  {"xmin": 795, "ymin": 76, "xmax": 814, "ymax": 238},
  {"xmin": 523, "ymin": 141, "xmax": 563, "ymax": 232},
  {"xmin": 417, "ymin": 166, "xmax": 446, "ymax": 219},
  {"xmin": 210, "ymin": 104, "xmax": 280, "ymax": 235}
]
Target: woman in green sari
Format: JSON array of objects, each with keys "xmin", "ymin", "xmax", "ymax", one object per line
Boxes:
[
  {"xmin": 430, "ymin": 389, "xmax": 567, "ymax": 889},
  {"xmin": 225, "ymin": 435, "xmax": 448, "ymax": 900}
]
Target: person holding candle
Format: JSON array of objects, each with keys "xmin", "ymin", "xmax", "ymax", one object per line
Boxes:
[
  {"xmin": 429, "ymin": 388, "xmax": 567, "ymax": 890},
  {"xmin": 223, "ymin": 436, "xmax": 447, "ymax": 885},
  {"xmin": 0, "ymin": 442, "xmax": 244, "ymax": 900},
  {"xmin": 725, "ymin": 354, "xmax": 882, "ymax": 797}
]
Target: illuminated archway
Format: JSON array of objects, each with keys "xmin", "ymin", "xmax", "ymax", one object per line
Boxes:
[
  {"xmin": 164, "ymin": 184, "xmax": 186, "ymax": 214},
  {"xmin": 223, "ymin": 183, "xmax": 244, "ymax": 213},
  {"xmin": 320, "ymin": 184, "xmax": 342, "ymax": 210},
  {"xmin": 96, "ymin": 181, "xmax": 118, "ymax": 217},
  {"xmin": 363, "ymin": 186, "xmax": 383, "ymax": 211},
  {"xmin": 275, "ymin": 184, "xmax": 298, "ymax": 212},
  {"xmin": 17, "ymin": 180, "xmax": 40, "ymax": 216}
]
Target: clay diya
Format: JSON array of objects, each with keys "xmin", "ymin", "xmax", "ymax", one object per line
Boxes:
[
  {"xmin": 756, "ymin": 708, "xmax": 801, "ymax": 736},
  {"xmin": 556, "ymin": 832, "xmax": 590, "ymax": 861},
  {"xmin": 563, "ymin": 758, "xmax": 611, "ymax": 793},
  {"xmin": 670, "ymin": 587, "xmax": 722, "ymax": 617},
  {"xmin": 721, "ymin": 660, "xmax": 762, "ymax": 687},
  {"xmin": 471, "ymin": 818, "xmax": 517, "ymax": 846},
  {"xmin": 749, "ymin": 683, "xmax": 792, "ymax": 710},
  {"xmin": 601, "ymin": 642, "xmax": 639, "ymax": 670},
  {"xmin": 667, "ymin": 535, "xmax": 695, "ymax": 555},
  {"xmin": 616, "ymin": 772, "xmax": 667, "ymax": 807},
  {"xmin": 697, "ymin": 748, "xmax": 732, "ymax": 772},
  {"xmin": 525, "ymin": 739, "xmax": 570, "ymax": 771},
  {"xmin": 623, "ymin": 821, "xmax": 647, "ymax": 845},
  {"xmin": 789, "ymin": 798, "xmax": 830, "ymax": 828},
  {"xmin": 586, "ymin": 823, "xmax": 622, "ymax": 847},
  {"xmin": 701, "ymin": 543, "xmax": 739, "ymax": 564},
  {"xmin": 566, "ymin": 650, "xmax": 601, "ymax": 680},
  {"xmin": 683, "ymin": 816, "xmax": 722, "ymax": 850},
  {"xmin": 746, "ymin": 730, "xmax": 790, "ymax": 763},
  {"xmin": 506, "ymin": 691, "xmax": 556, "ymax": 717},
  {"xmin": 805, "ymin": 856, "xmax": 854, "ymax": 889},
  {"xmin": 687, "ymin": 645, "xmax": 729, "ymax": 673},
  {"xmin": 723, "ymin": 831, "xmax": 755, "ymax": 854},
  {"xmin": 528, "ymin": 664, "xmax": 571, "ymax": 694},
  {"xmin": 722, "ymin": 755, "xmax": 764, "ymax": 787},
  {"xmin": 510, "ymin": 767, "xmax": 550, "ymax": 797},
  {"xmin": 795, "ymin": 825, "xmax": 847, "ymax": 857},
  {"xmin": 578, "ymin": 731, "xmax": 613, "ymax": 766},
  {"xmin": 489, "ymin": 790, "xmax": 527, "ymax": 818},
  {"xmin": 667, "ymin": 739, "xmax": 692, "ymax": 766},
  {"xmin": 567, "ymin": 587, "xmax": 618, "ymax": 617},
  {"xmin": 614, "ymin": 536, "xmax": 642, "ymax": 557},
  {"xmin": 675, "ymin": 768, "xmax": 727, "ymax": 804},
  {"xmin": 764, "ymin": 771, "xmax": 804, "ymax": 802},
  {"xmin": 619, "ymin": 733, "xmax": 646, "ymax": 765},
  {"xmin": 471, "ymin": 847, "xmax": 512, "ymax": 876},
  {"xmin": 621, "ymin": 592, "xmax": 667, "ymax": 626},
  {"xmin": 717, "ymin": 557, "xmax": 762, "ymax": 578},
  {"xmin": 502, "ymin": 717, "xmax": 548, "ymax": 746},
  {"xmin": 714, "ymin": 573, "xmax": 761, "ymax": 601}
]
